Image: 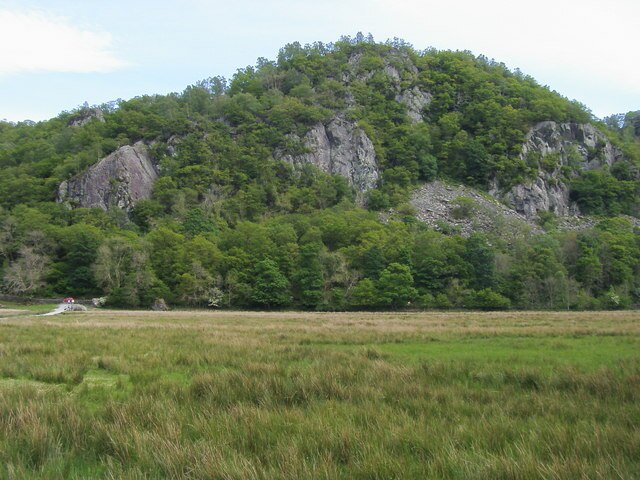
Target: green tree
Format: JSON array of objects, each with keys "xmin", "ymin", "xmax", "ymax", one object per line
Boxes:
[
  {"xmin": 51, "ymin": 224, "xmax": 102, "ymax": 296},
  {"xmin": 468, "ymin": 288, "xmax": 511, "ymax": 310},
  {"xmin": 349, "ymin": 278, "xmax": 379, "ymax": 309},
  {"xmin": 292, "ymin": 242, "xmax": 324, "ymax": 309},
  {"xmin": 176, "ymin": 261, "xmax": 216, "ymax": 306},
  {"xmin": 146, "ymin": 227, "xmax": 187, "ymax": 291},
  {"xmin": 377, "ymin": 263, "xmax": 417, "ymax": 308},
  {"xmin": 251, "ymin": 259, "xmax": 290, "ymax": 308},
  {"xmin": 93, "ymin": 236, "xmax": 138, "ymax": 294},
  {"xmin": 464, "ymin": 233, "xmax": 496, "ymax": 290}
]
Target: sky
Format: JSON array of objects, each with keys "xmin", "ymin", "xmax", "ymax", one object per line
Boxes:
[{"xmin": 0, "ymin": 0, "xmax": 638, "ymax": 122}]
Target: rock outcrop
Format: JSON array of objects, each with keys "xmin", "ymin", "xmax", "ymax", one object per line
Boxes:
[
  {"xmin": 493, "ymin": 122, "xmax": 624, "ymax": 218},
  {"xmin": 278, "ymin": 116, "xmax": 379, "ymax": 192},
  {"xmin": 151, "ymin": 298, "xmax": 169, "ymax": 311},
  {"xmin": 67, "ymin": 107, "xmax": 105, "ymax": 127},
  {"xmin": 346, "ymin": 50, "xmax": 431, "ymax": 123},
  {"xmin": 58, "ymin": 142, "xmax": 158, "ymax": 211},
  {"xmin": 407, "ymin": 180, "xmax": 616, "ymax": 237},
  {"xmin": 396, "ymin": 87, "xmax": 432, "ymax": 123},
  {"xmin": 65, "ymin": 304, "xmax": 88, "ymax": 312},
  {"xmin": 278, "ymin": 50, "xmax": 431, "ymax": 188}
]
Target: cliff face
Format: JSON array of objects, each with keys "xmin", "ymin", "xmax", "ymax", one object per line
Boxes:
[
  {"xmin": 279, "ymin": 116, "xmax": 380, "ymax": 192},
  {"xmin": 345, "ymin": 50, "xmax": 432, "ymax": 124},
  {"xmin": 58, "ymin": 142, "xmax": 158, "ymax": 211},
  {"xmin": 67, "ymin": 107, "xmax": 105, "ymax": 127},
  {"xmin": 492, "ymin": 121, "xmax": 624, "ymax": 218},
  {"xmin": 276, "ymin": 50, "xmax": 435, "ymax": 195}
]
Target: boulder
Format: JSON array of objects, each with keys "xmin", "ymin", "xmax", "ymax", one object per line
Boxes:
[
  {"xmin": 58, "ymin": 142, "xmax": 158, "ymax": 211},
  {"xmin": 151, "ymin": 298, "xmax": 169, "ymax": 311},
  {"xmin": 65, "ymin": 304, "xmax": 88, "ymax": 312}
]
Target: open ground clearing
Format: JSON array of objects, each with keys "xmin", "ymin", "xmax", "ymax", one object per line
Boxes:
[{"xmin": 0, "ymin": 310, "xmax": 639, "ymax": 479}]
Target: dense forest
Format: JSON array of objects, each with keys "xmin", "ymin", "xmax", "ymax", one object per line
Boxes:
[{"xmin": 0, "ymin": 35, "xmax": 639, "ymax": 310}]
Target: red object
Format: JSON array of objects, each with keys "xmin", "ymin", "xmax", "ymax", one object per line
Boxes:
[{"xmin": 63, "ymin": 297, "xmax": 75, "ymax": 304}]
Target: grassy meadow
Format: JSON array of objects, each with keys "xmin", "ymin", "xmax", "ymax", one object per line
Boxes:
[{"xmin": 0, "ymin": 309, "xmax": 638, "ymax": 479}]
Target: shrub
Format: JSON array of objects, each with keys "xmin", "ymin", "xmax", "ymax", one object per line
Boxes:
[
  {"xmin": 451, "ymin": 196, "xmax": 476, "ymax": 219},
  {"xmin": 467, "ymin": 288, "xmax": 511, "ymax": 310}
]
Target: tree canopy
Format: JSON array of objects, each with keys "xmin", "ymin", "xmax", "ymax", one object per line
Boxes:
[{"xmin": 0, "ymin": 36, "xmax": 638, "ymax": 310}]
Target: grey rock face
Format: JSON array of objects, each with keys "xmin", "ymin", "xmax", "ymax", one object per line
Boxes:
[
  {"xmin": 522, "ymin": 121, "xmax": 621, "ymax": 168},
  {"xmin": 68, "ymin": 108, "xmax": 105, "ymax": 127},
  {"xmin": 494, "ymin": 122, "xmax": 624, "ymax": 218},
  {"xmin": 279, "ymin": 116, "xmax": 379, "ymax": 192},
  {"xmin": 504, "ymin": 177, "xmax": 577, "ymax": 218},
  {"xmin": 396, "ymin": 87, "xmax": 432, "ymax": 123},
  {"xmin": 346, "ymin": 50, "xmax": 431, "ymax": 123},
  {"xmin": 58, "ymin": 142, "xmax": 158, "ymax": 211}
]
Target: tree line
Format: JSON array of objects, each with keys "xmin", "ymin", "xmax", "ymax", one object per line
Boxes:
[{"xmin": 1, "ymin": 202, "xmax": 638, "ymax": 310}]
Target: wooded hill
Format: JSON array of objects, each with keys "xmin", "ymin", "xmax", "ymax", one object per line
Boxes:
[{"xmin": 0, "ymin": 35, "xmax": 638, "ymax": 310}]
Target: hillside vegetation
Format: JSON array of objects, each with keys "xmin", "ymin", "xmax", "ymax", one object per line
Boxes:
[{"xmin": 0, "ymin": 35, "xmax": 638, "ymax": 309}]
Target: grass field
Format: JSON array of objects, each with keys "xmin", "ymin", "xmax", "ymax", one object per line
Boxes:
[{"xmin": 0, "ymin": 309, "xmax": 639, "ymax": 479}]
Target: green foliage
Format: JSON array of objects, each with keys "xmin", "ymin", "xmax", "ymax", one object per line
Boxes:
[
  {"xmin": 464, "ymin": 233, "xmax": 496, "ymax": 290},
  {"xmin": 451, "ymin": 196, "xmax": 477, "ymax": 220},
  {"xmin": 467, "ymin": 288, "xmax": 511, "ymax": 310},
  {"xmin": 377, "ymin": 263, "xmax": 418, "ymax": 308},
  {"xmin": 250, "ymin": 259, "xmax": 290, "ymax": 308},
  {"xmin": 349, "ymin": 278, "xmax": 379, "ymax": 309},
  {"xmin": 570, "ymin": 170, "xmax": 638, "ymax": 216},
  {"xmin": 0, "ymin": 37, "xmax": 637, "ymax": 310},
  {"xmin": 292, "ymin": 241, "xmax": 324, "ymax": 309}
]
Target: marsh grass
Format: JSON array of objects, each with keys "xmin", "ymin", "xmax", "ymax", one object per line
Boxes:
[{"xmin": 0, "ymin": 310, "xmax": 638, "ymax": 479}]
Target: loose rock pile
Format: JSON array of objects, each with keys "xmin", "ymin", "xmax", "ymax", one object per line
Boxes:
[{"xmin": 409, "ymin": 181, "xmax": 537, "ymax": 237}]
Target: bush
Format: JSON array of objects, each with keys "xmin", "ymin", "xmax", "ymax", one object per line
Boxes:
[
  {"xmin": 451, "ymin": 196, "xmax": 477, "ymax": 220},
  {"xmin": 433, "ymin": 293, "xmax": 452, "ymax": 309},
  {"xmin": 365, "ymin": 190, "xmax": 390, "ymax": 210},
  {"xmin": 599, "ymin": 287, "xmax": 631, "ymax": 310},
  {"xmin": 418, "ymin": 293, "xmax": 435, "ymax": 309},
  {"xmin": 467, "ymin": 289, "xmax": 511, "ymax": 310}
]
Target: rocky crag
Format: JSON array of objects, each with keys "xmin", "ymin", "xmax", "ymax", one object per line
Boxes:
[
  {"xmin": 408, "ymin": 121, "xmax": 635, "ymax": 234},
  {"xmin": 58, "ymin": 142, "xmax": 158, "ymax": 211},
  {"xmin": 278, "ymin": 116, "xmax": 379, "ymax": 193},
  {"xmin": 277, "ymin": 50, "xmax": 432, "ymax": 194},
  {"xmin": 344, "ymin": 50, "xmax": 432, "ymax": 123},
  {"xmin": 67, "ymin": 107, "xmax": 105, "ymax": 127},
  {"xmin": 491, "ymin": 121, "xmax": 624, "ymax": 218},
  {"xmin": 406, "ymin": 180, "xmax": 622, "ymax": 237}
]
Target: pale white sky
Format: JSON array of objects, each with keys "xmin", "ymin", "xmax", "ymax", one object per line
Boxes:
[{"xmin": 0, "ymin": 0, "xmax": 638, "ymax": 121}]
